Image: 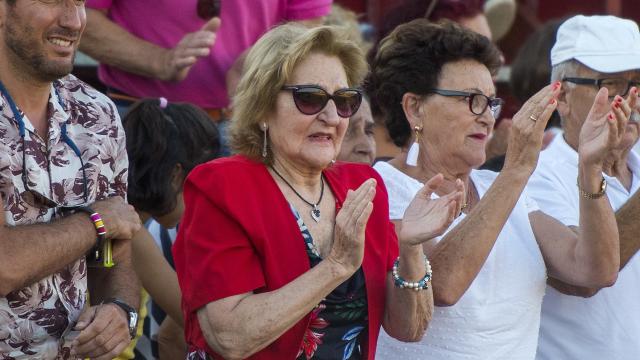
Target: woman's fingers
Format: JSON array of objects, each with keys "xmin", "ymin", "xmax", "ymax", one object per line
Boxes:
[
  {"xmin": 418, "ymin": 174, "xmax": 444, "ymax": 199},
  {"xmin": 585, "ymin": 88, "xmax": 611, "ymax": 126},
  {"xmin": 522, "ymin": 83, "xmax": 559, "ymax": 120},
  {"xmin": 606, "ymin": 112, "xmax": 620, "ymax": 150},
  {"xmin": 616, "ymin": 95, "xmax": 632, "ymax": 119},
  {"xmin": 611, "ymin": 97, "xmax": 629, "ymax": 143},
  {"xmin": 533, "ymin": 93, "xmax": 559, "ymax": 133},
  {"xmin": 337, "ymin": 179, "xmax": 376, "ymax": 233},
  {"xmin": 355, "ymin": 201, "xmax": 374, "ymax": 234},
  {"xmin": 626, "ymin": 87, "xmax": 638, "ymax": 112},
  {"xmin": 340, "ymin": 179, "xmax": 376, "ymax": 217}
]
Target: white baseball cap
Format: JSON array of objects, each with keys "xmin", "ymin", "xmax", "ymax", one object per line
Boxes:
[{"xmin": 551, "ymin": 15, "xmax": 640, "ymax": 73}]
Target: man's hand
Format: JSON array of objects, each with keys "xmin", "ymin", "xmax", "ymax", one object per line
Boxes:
[
  {"xmin": 160, "ymin": 17, "xmax": 221, "ymax": 82},
  {"xmin": 70, "ymin": 303, "xmax": 131, "ymax": 360},
  {"xmin": 92, "ymin": 198, "xmax": 141, "ymax": 241}
]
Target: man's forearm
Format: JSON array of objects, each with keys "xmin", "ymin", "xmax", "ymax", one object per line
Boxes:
[
  {"xmin": 617, "ymin": 190, "xmax": 640, "ymax": 268},
  {"xmin": 0, "ymin": 214, "xmax": 95, "ymax": 296},
  {"xmin": 80, "ymin": 9, "xmax": 166, "ymax": 80},
  {"xmin": 88, "ymin": 244, "xmax": 140, "ymax": 309},
  {"xmin": 573, "ymin": 164, "xmax": 619, "ymax": 285}
]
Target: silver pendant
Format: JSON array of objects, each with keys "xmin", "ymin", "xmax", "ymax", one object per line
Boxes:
[{"xmin": 311, "ymin": 206, "xmax": 321, "ymax": 222}]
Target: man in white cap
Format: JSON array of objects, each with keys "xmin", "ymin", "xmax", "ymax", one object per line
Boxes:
[{"xmin": 529, "ymin": 15, "xmax": 640, "ymax": 360}]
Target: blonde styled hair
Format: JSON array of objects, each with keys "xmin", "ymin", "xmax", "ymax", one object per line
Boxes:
[{"xmin": 230, "ymin": 23, "xmax": 368, "ymax": 164}]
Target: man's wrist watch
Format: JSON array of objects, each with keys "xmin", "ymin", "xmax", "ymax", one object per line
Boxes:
[{"xmin": 105, "ymin": 298, "xmax": 138, "ymax": 339}]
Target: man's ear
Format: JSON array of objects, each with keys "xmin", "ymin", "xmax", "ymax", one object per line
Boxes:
[
  {"xmin": 401, "ymin": 92, "xmax": 424, "ymax": 129},
  {"xmin": 555, "ymin": 85, "xmax": 570, "ymax": 119}
]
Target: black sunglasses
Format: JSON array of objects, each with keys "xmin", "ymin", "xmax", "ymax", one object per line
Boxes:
[
  {"xmin": 562, "ymin": 77, "xmax": 640, "ymax": 98},
  {"xmin": 197, "ymin": 0, "xmax": 221, "ymax": 20},
  {"xmin": 282, "ymin": 85, "xmax": 363, "ymax": 118},
  {"xmin": 427, "ymin": 89, "xmax": 503, "ymax": 119}
]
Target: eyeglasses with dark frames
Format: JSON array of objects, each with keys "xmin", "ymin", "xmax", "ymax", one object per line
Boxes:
[
  {"xmin": 427, "ymin": 89, "xmax": 504, "ymax": 119},
  {"xmin": 562, "ymin": 77, "xmax": 640, "ymax": 98},
  {"xmin": 282, "ymin": 85, "xmax": 363, "ymax": 118}
]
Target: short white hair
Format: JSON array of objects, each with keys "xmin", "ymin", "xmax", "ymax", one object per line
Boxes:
[{"xmin": 550, "ymin": 59, "xmax": 582, "ymax": 84}]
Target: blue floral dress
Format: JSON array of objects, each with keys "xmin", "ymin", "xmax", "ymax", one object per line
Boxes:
[{"xmin": 291, "ymin": 205, "xmax": 369, "ymax": 360}]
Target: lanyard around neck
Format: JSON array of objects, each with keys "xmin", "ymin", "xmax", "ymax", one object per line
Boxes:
[{"xmin": 0, "ymin": 80, "xmax": 80, "ymax": 157}]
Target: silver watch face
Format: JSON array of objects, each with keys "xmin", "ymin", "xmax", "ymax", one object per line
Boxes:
[{"xmin": 130, "ymin": 312, "xmax": 138, "ymax": 334}]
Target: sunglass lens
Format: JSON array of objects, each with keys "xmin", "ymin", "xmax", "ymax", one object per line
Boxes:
[
  {"xmin": 292, "ymin": 88, "xmax": 329, "ymax": 115},
  {"xmin": 334, "ymin": 90, "xmax": 362, "ymax": 117}
]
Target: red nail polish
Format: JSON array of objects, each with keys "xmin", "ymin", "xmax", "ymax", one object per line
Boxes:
[
  {"xmin": 608, "ymin": 113, "xmax": 614, "ymax": 120},
  {"xmin": 616, "ymin": 97, "xmax": 623, "ymax": 103},
  {"xmin": 614, "ymin": 102, "xmax": 619, "ymax": 108}
]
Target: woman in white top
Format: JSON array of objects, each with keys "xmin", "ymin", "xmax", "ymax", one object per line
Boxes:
[{"xmin": 366, "ymin": 19, "xmax": 628, "ymax": 359}]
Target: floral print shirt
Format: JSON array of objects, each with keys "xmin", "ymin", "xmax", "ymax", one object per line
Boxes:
[
  {"xmin": 0, "ymin": 75, "xmax": 127, "ymax": 359},
  {"xmin": 291, "ymin": 205, "xmax": 368, "ymax": 360}
]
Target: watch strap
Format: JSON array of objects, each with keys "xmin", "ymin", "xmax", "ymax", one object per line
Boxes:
[{"xmin": 104, "ymin": 298, "xmax": 138, "ymax": 339}]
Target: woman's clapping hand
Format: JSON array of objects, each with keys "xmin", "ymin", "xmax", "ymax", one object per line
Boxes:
[
  {"xmin": 578, "ymin": 87, "xmax": 637, "ymax": 168},
  {"xmin": 327, "ymin": 179, "xmax": 376, "ymax": 274},
  {"xmin": 399, "ymin": 174, "xmax": 465, "ymax": 246},
  {"xmin": 503, "ymin": 83, "xmax": 561, "ymax": 173}
]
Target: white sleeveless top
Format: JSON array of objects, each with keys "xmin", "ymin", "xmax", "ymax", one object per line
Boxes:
[{"xmin": 373, "ymin": 162, "xmax": 547, "ymax": 360}]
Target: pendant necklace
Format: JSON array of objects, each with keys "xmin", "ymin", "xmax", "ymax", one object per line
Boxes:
[{"xmin": 271, "ymin": 166, "xmax": 324, "ymax": 222}]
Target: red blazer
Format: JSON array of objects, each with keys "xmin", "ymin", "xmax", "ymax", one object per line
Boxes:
[{"xmin": 173, "ymin": 155, "xmax": 398, "ymax": 359}]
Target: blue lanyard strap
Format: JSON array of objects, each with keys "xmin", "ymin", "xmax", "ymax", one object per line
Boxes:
[
  {"xmin": 0, "ymin": 79, "xmax": 87, "ymax": 204},
  {"xmin": 0, "ymin": 80, "xmax": 26, "ymax": 137},
  {"xmin": 0, "ymin": 80, "xmax": 78, "ymax": 156}
]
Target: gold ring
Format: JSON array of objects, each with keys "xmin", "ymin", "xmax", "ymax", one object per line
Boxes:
[{"xmin": 529, "ymin": 114, "xmax": 538, "ymax": 121}]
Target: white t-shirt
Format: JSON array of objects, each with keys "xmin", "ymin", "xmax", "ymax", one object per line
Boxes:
[
  {"xmin": 373, "ymin": 162, "xmax": 547, "ymax": 360},
  {"xmin": 633, "ymin": 140, "xmax": 640, "ymax": 156},
  {"xmin": 530, "ymin": 133, "xmax": 640, "ymax": 360}
]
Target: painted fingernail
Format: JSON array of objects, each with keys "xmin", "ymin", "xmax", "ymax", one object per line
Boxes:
[
  {"xmin": 616, "ymin": 96, "xmax": 623, "ymax": 103},
  {"xmin": 614, "ymin": 102, "xmax": 619, "ymax": 108},
  {"xmin": 608, "ymin": 113, "xmax": 614, "ymax": 120}
]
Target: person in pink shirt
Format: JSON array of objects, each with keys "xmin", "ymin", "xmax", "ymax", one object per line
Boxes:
[{"xmin": 80, "ymin": 0, "xmax": 331, "ymax": 120}]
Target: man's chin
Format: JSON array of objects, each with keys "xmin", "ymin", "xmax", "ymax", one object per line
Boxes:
[{"xmin": 39, "ymin": 63, "xmax": 74, "ymax": 82}]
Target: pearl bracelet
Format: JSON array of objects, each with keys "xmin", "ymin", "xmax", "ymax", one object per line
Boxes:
[{"xmin": 392, "ymin": 255, "xmax": 433, "ymax": 291}]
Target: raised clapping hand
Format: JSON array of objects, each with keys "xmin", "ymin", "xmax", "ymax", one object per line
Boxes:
[
  {"xmin": 400, "ymin": 174, "xmax": 465, "ymax": 246},
  {"xmin": 327, "ymin": 179, "xmax": 376, "ymax": 274},
  {"xmin": 578, "ymin": 87, "xmax": 638, "ymax": 168},
  {"xmin": 503, "ymin": 82, "xmax": 561, "ymax": 173},
  {"xmin": 160, "ymin": 17, "xmax": 221, "ymax": 82}
]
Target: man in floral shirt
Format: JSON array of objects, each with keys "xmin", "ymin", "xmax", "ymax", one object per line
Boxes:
[{"xmin": 0, "ymin": 1, "xmax": 141, "ymax": 359}]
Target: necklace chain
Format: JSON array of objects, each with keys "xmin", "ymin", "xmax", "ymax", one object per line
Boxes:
[{"xmin": 271, "ymin": 166, "xmax": 325, "ymax": 222}]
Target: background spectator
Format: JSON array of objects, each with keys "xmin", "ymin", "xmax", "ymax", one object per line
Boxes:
[
  {"xmin": 122, "ymin": 99, "xmax": 220, "ymax": 360},
  {"xmin": 173, "ymin": 23, "xmax": 465, "ymax": 359},
  {"xmin": 0, "ymin": 1, "xmax": 141, "ymax": 358},
  {"xmin": 367, "ymin": 19, "xmax": 621, "ymax": 359}
]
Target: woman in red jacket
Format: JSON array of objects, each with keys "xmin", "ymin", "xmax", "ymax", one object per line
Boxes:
[{"xmin": 173, "ymin": 23, "xmax": 464, "ymax": 360}]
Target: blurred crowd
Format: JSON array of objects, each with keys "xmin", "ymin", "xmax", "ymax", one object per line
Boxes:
[{"xmin": 0, "ymin": 1, "xmax": 639, "ymax": 360}]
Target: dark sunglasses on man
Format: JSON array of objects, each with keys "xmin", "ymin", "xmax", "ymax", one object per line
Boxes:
[{"xmin": 282, "ymin": 85, "xmax": 363, "ymax": 118}]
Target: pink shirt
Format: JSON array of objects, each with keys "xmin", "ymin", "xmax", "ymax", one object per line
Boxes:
[{"xmin": 86, "ymin": 0, "xmax": 331, "ymax": 109}]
